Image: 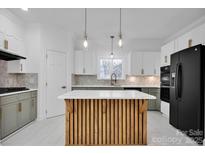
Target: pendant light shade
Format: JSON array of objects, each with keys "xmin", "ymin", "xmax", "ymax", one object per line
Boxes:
[
  {"xmin": 118, "ymin": 8, "xmax": 123, "ymax": 48},
  {"xmin": 83, "ymin": 8, "xmax": 88, "ymax": 48},
  {"xmin": 110, "ymin": 36, "xmax": 114, "ymax": 58}
]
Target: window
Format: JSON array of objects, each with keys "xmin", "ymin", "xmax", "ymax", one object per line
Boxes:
[{"xmin": 99, "ymin": 59, "xmax": 123, "ymax": 79}]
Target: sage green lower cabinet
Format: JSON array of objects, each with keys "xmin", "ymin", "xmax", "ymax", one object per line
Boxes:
[
  {"xmin": 0, "ymin": 90, "xmax": 37, "ymax": 140},
  {"xmin": 30, "ymin": 97, "xmax": 37, "ymax": 121},
  {"xmin": 1, "ymin": 102, "xmax": 19, "ymax": 139},
  {"xmin": 19, "ymin": 99, "xmax": 32, "ymax": 128},
  {"xmin": 142, "ymin": 88, "xmax": 160, "ymax": 111}
]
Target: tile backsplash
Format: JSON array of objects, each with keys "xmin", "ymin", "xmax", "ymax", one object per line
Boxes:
[
  {"xmin": 72, "ymin": 74, "xmax": 160, "ymax": 87},
  {"xmin": 0, "ymin": 60, "xmax": 38, "ymax": 89}
]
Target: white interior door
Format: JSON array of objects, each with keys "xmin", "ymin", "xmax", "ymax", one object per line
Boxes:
[{"xmin": 46, "ymin": 50, "xmax": 67, "ymax": 118}]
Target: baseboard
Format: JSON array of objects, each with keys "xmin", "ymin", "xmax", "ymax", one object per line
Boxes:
[
  {"xmin": 0, "ymin": 120, "xmax": 36, "ymax": 144},
  {"xmin": 161, "ymin": 112, "xmax": 169, "ymax": 119}
]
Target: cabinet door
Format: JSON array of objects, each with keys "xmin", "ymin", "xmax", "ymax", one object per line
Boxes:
[
  {"xmin": 176, "ymin": 31, "xmax": 192, "ymax": 52},
  {"xmin": 1, "ymin": 103, "xmax": 18, "ymax": 138},
  {"xmin": 18, "ymin": 99, "xmax": 32, "ymax": 127},
  {"xmin": 7, "ymin": 59, "xmax": 27, "ymax": 73},
  {"xmin": 74, "ymin": 50, "xmax": 84, "ymax": 74},
  {"xmin": 160, "ymin": 41, "xmax": 175, "ymax": 66},
  {"xmin": 150, "ymin": 88, "xmax": 160, "ymax": 111},
  {"xmin": 192, "ymin": 23, "xmax": 205, "ymax": 46},
  {"xmin": 148, "ymin": 89, "xmax": 157, "ymax": 110},
  {"xmin": 154, "ymin": 52, "xmax": 160, "ymax": 75},
  {"xmin": 143, "ymin": 52, "xmax": 156, "ymax": 75},
  {"xmin": 30, "ymin": 97, "xmax": 37, "ymax": 121},
  {"xmin": 84, "ymin": 51, "xmax": 95, "ymax": 74},
  {"xmin": 5, "ymin": 34, "xmax": 15, "ymax": 51},
  {"xmin": 130, "ymin": 52, "xmax": 143, "ymax": 75}
]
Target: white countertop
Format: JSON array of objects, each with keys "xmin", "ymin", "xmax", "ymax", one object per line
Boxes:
[
  {"xmin": 71, "ymin": 85, "xmax": 160, "ymax": 88},
  {"xmin": 58, "ymin": 90, "xmax": 156, "ymax": 100},
  {"xmin": 0, "ymin": 89, "xmax": 38, "ymax": 97}
]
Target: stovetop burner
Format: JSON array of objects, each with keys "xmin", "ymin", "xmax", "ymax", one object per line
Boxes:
[{"xmin": 0, "ymin": 87, "xmax": 29, "ymax": 94}]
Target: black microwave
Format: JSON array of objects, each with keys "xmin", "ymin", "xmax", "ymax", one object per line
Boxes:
[{"xmin": 160, "ymin": 66, "xmax": 170, "ymax": 87}]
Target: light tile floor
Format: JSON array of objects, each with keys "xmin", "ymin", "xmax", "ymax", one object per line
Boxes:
[{"xmin": 1, "ymin": 111, "xmax": 198, "ymax": 146}]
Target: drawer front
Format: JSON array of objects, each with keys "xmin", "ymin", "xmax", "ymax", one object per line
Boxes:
[
  {"xmin": 149, "ymin": 88, "xmax": 160, "ymax": 93},
  {"xmin": 18, "ymin": 92, "xmax": 32, "ymax": 100},
  {"xmin": 141, "ymin": 88, "xmax": 149, "ymax": 94},
  {"xmin": 0, "ymin": 94, "xmax": 18, "ymax": 105}
]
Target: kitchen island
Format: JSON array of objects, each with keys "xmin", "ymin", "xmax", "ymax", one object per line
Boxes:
[{"xmin": 58, "ymin": 90, "xmax": 156, "ymax": 146}]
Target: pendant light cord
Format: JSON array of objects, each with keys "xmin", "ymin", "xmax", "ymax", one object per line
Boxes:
[
  {"xmin": 119, "ymin": 8, "xmax": 122, "ymax": 37},
  {"xmin": 111, "ymin": 37, "xmax": 113, "ymax": 53},
  {"xmin": 85, "ymin": 8, "xmax": 87, "ymax": 38}
]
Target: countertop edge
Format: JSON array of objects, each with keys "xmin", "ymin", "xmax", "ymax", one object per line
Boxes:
[
  {"xmin": 71, "ymin": 85, "xmax": 160, "ymax": 88},
  {"xmin": 58, "ymin": 90, "xmax": 156, "ymax": 100},
  {"xmin": 0, "ymin": 89, "xmax": 38, "ymax": 97}
]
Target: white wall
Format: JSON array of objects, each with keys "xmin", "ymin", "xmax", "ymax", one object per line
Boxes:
[
  {"xmin": 25, "ymin": 24, "xmax": 74, "ymax": 120},
  {"xmin": 0, "ymin": 9, "xmax": 74, "ymax": 120}
]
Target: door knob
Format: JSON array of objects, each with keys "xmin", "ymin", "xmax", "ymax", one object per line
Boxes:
[{"xmin": 61, "ymin": 86, "xmax": 66, "ymax": 89}]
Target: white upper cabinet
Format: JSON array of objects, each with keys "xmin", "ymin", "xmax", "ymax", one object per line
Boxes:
[
  {"xmin": 0, "ymin": 14, "xmax": 26, "ymax": 57},
  {"xmin": 160, "ymin": 40, "xmax": 175, "ymax": 67},
  {"xmin": 4, "ymin": 33, "xmax": 26, "ymax": 57},
  {"xmin": 7, "ymin": 60, "xmax": 27, "ymax": 73},
  {"xmin": 191, "ymin": 23, "xmax": 205, "ymax": 46},
  {"xmin": 74, "ymin": 50, "xmax": 96, "ymax": 75},
  {"xmin": 175, "ymin": 31, "xmax": 192, "ymax": 52},
  {"xmin": 130, "ymin": 52, "xmax": 143, "ymax": 75},
  {"xmin": 130, "ymin": 51, "xmax": 160, "ymax": 76},
  {"xmin": 143, "ymin": 52, "xmax": 160, "ymax": 76},
  {"xmin": 154, "ymin": 52, "xmax": 160, "ymax": 75},
  {"xmin": 161, "ymin": 22, "xmax": 205, "ymax": 68},
  {"xmin": 74, "ymin": 50, "xmax": 84, "ymax": 74}
]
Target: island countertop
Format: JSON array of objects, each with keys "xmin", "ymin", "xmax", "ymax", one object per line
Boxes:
[{"xmin": 58, "ymin": 90, "xmax": 156, "ymax": 100}]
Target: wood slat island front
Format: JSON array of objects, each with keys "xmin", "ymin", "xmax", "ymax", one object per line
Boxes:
[{"xmin": 58, "ymin": 90, "xmax": 156, "ymax": 146}]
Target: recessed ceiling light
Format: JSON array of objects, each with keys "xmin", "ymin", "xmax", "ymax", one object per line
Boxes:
[{"xmin": 21, "ymin": 8, "xmax": 28, "ymax": 11}]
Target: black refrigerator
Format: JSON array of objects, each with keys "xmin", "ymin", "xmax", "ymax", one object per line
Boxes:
[{"xmin": 170, "ymin": 44, "xmax": 204, "ymax": 144}]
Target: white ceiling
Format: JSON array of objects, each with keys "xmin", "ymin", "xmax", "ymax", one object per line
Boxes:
[{"xmin": 9, "ymin": 8, "xmax": 205, "ymax": 40}]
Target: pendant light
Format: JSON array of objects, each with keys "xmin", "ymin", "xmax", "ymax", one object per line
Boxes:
[
  {"xmin": 110, "ymin": 36, "xmax": 114, "ymax": 58},
  {"xmin": 118, "ymin": 8, "xmax": 123, "ymax": 48},
  {"xmin": 83, "ymin": 8, "xmax": 88, "ymax": 48}
]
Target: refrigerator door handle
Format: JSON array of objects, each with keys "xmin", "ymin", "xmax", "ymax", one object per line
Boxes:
[
  {"xmin": 175, "ymin": 63, "xmax": 179, "ymax": 100},
  {"xmin": 178, "ymin": 63, "xmax": 182, "ymax": 99}
]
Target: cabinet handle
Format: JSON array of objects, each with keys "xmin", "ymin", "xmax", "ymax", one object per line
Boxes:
[
  {"xmin": 141, "ymin": 68, "xmax": 144, "ymax": 75},
  {"xmin": 154, "ymin": 68, "xmax": 156, "ymax": 75},
  {"xmin": 4, "ymin": 40, "xmax": 8, "ymax": 49},
  {"xmin": 164, "ymin": 56, "xmax": 167, "ymax": 63},
  {"xmin": 188, "ymin": 39, "xmax": 192, "ymax": 47},
  {"xmin": 18, "ymin": 103, "xmax": 22, "ymax": 112},
  {"xmin": 20, "ymin": 64, "xmax": 23, "ymax": 72},
  {"xmin": 83, "ymin": 68, "xmax": 86, "ymax": 74}
]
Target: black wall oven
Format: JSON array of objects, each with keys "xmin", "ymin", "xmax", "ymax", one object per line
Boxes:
[{"xmin": 160, "ymin": 65, "xmax": 170, "ymax": 102}]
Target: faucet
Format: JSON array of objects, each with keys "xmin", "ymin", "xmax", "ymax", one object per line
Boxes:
[{"xmin": 111, "ymin": 73, "xmax": 117, "ymax": 86}]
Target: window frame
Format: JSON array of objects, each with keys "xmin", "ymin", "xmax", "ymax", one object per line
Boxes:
[{"xmin": 97, "ymin": 58, "xmax": 125, "ymax": 80}]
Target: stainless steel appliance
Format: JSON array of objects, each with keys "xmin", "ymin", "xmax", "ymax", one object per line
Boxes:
[
  {"xmin": 160, "ymin": 65, "xmax": 170, "ymax": 102},
  {"xmin": 170, "ymin": 44, "xmax": 204, "ymax": 144}
]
